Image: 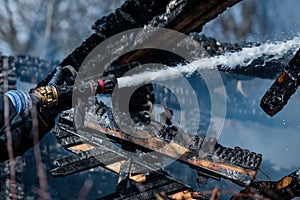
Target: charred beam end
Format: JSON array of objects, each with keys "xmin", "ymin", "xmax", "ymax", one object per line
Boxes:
[
  {"xmin": 261, "ymin": 49, "xmax": 300, "ymax": 116},
  {"xmin": 235, "ymin": 170, "xmax": 300, "ymax": 200},
  {"xmin": 166, "ymin": 0, "xmax": 243, "ymax": 33}
]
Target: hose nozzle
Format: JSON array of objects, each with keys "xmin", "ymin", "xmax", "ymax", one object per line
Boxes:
[
  {"xmin": 96, "ymin": 74, "xmax": 118, "ymax": 94},
  {"xmin": 77, "ymin": 74, "xmax": 118, "ymax": 96}
]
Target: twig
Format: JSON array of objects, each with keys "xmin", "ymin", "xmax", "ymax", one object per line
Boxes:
[
  {"xmin": 77, "ymin": 179, "xmax": 93, "ymax": 200},
  {"xmin": 3, "ymin": 57, "xmax": 17, "ymax": 200},
  {"xmin": 42, "ymin": 0, "xmax": 55, "ymax": 57},
  {"xmin": 259, "ymin": 167, "xmax": 272, "ymax": 181},
  {"xmin": 210, "ymin": 187, "xmax": 220, "ymax": 200},
  {"xmin": 31, "ymin": 106, "xmax": 49, "ymax": 199}
]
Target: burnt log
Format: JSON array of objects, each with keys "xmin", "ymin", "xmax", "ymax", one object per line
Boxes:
[
  {"xmin": 233, "ymin": 170, "xmax": 300, "ymax": 200},
  {"xmin": 53, "ymin": 104, "xmax": 262, "ymax": 187}
]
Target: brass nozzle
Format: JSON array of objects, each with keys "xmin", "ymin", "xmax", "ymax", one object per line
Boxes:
[{"xmin": 33, "ymin": 86, "xmax": 58, "ymax": 108}]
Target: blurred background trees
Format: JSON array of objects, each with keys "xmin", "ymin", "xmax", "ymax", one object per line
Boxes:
[
  {"xmin": 0, "ymin": 0, "xmax": 299, "ymax": 59},
  {"xmin": 203, "ymin": 0, "xmax": 300, "ymax": 42},
  {"xmin": 0, "ymin": 0, "xmax": 123, "ymax": 58}
]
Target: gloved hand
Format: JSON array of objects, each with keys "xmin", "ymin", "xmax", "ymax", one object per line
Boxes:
[
  {"xmin": 1, "ymin": 87, "xmax": 71, "ymax": 162},
  {"xmin": 1, "ymin": 58, "xmax": 77, "ymax": 163},
  {"xmin": 32, "ymin": 64, "xmax": 76, "ymax": 116},
  {"xmin": 1, "ymin": 77, "xmax": 74, "ymax": 162}
]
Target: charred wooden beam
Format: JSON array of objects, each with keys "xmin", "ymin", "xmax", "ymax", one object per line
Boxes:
[
  {"xmin": 261, "ymin": 49, "xmax": 300, "ymax": 116},
  {"xmin": 99, "ymin": 170, "xmax": 196, "ymax": 200},
  {"xmin": 52, "ymin": 130, "xmax": 198, "ymax": 200},
  {"xmin": 52, "ymin": 115, "xmax": 299, "ymax": 200},
  {"xmin": 233, "ymin": 170, "xmax": 300, "ymax": 200},
  {"xmin": 52, "ymin": 108, "xmax": 263, "ymax": 199},
  {"xmin": 52, "ymin": 118, "xmax": 162, "ymax": 177},
  {"xmin": 53, "ymin": 101, "xmax": 262, "ymax": 187},
  {"xmin": 116, "ymin": 0, "xmax": 242, "ymax": 66},
  {"xmin": 51, "ymin": 147, "xmax": 127, "ymax": 177},
  {"xmin": 87, "ymin": 121, "xmax": 261, "ymax": 186}
]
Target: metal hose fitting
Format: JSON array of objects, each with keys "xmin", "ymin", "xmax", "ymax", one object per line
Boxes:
[{"xmin": 33, "ymin": 86, "xmax": 58, "ymax": 108}]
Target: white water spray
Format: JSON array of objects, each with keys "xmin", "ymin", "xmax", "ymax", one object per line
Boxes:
[{"xmin": 117, "ymin": 35, "xmax": 300, "ymax": 88}]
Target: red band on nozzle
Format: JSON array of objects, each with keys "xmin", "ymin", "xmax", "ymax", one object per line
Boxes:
[{"xmin": 98, "ymin": 79, "xmax": 105, "ymax": 94}]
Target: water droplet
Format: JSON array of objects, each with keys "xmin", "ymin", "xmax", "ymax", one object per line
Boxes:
[{"xmin": 185, "ymin": 73, "xmax": 193, "ymax": 78}]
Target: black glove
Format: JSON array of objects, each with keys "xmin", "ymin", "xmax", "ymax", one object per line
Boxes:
[{"xmin": 32, "ymin": 64, "xmax": 76, "ymax": 116}]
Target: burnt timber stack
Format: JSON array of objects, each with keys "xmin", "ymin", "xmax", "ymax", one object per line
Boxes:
[
  {"xmin": 1, "ymin": 0, "xmax": 299, "ymax": 199},
  {"xmin": 52, "ymin": 105, "xmax": 262, "ymax": 199},
  {"xmin": 46, "ymin": 0, "xmax": 277, "ymax": 199}
]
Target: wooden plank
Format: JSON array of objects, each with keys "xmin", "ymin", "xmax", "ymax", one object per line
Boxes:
[{"xmin": 84, "ymin": 113, "xmax": 260, "ymax": 186}]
